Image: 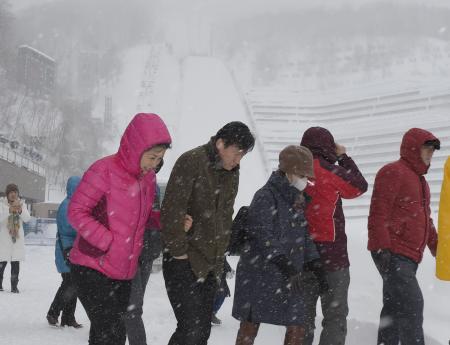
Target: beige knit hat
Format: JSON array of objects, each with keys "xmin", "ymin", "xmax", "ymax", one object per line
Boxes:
[{"xmin": 278, "ymin": 145, "xmax": 315, "ymax": 178}]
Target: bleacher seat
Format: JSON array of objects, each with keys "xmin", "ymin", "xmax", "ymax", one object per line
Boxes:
[{"xmin": 246, "ymin": 82, "xmax": 450, "ymax": 218}]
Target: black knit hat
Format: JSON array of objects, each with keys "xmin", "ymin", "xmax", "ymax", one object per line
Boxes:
[{"xmin": 5, "ymin": 183, "xmax": 19, "ymax": 196}]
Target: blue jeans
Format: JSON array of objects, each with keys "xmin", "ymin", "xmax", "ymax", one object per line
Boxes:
[{"xmin": 372, "ymin": 252, "xmax": 424, "ymax": 345}]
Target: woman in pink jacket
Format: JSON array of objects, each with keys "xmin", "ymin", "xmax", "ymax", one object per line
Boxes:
[{"xmin": 68, "ymin": 113, "xmax": 171, "ymax": 345}]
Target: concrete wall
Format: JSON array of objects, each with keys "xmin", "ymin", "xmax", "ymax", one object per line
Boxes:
[
  {"xmin": 32, "ymin": 202, "xmax": 59, "ymax": 218},
  {"xmin": 0, "ymin": 159, "xmax": 46, "ymax": 202}
]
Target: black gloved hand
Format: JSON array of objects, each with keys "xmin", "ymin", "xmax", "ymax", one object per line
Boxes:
[
  {"xmin": 271, "ymin": 255, "xmax": 298, "ymax": 279},
  {"xmin": 63, "ymin": 247, "xmax": 72, "ymax": 263},
  {"xmin": 375, "ymin": 249, "xmax": 391, "ymax": 273},
  {"xmin": 305, "ymin": 259, "xmax": 329, "ymax": 294},
  {"xmin": 270, "ymin": 255, "xmax": 303, "ymax": 293},
  {"xmin": 304, "ymin": 258, "xmax": 323, "ymax": 272}
]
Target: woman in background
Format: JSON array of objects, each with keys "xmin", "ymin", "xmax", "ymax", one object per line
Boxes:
[{"xmin": 0, "ymin": 183, "xmax": 30, "ymax": 293}]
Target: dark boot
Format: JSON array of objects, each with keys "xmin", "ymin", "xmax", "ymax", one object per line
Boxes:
[
  {"xmin": 61, "ymin": 319, "xmax": 83, "ymax": 328},
  {"xmin": 46, "ymin": 314, "xmax": 59, "ymax": 326},
  {"xmin": 235, "ymin": 321, "xmax": 260, "ymax": 345},
  {"xmin": 284, "ymin": 326, "xmax": 305, "ymax": 345},
  {"xmin": 11, "ymin": 278, "xmax": 19, "ymax": 293},
  {"xmin": 0, "ymin": 278, "xmax": 3, "ymax": 291}
]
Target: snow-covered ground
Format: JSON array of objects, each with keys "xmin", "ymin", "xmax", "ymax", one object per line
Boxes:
[{"xmin": 0, "ymin": 218, "xmax": 447, "ymax": 345}]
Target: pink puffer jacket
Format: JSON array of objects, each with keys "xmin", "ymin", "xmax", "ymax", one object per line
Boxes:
[{"xmin": 68, "ymin": 113, "xmax": 171, "ymax": 280}]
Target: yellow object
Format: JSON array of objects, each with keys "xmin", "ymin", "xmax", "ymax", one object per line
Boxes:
[{"xmin": 437, "ymin": 156, "xmax": 450, "ymax": 281}]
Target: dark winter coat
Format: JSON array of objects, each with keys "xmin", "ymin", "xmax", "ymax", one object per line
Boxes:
[
  {"xmin": 55, "ymin": 176, "xmax": 81, "ymax": 273},
  {"xmin": 232, "ymin": 171, "xmax": 319, "ymax": 326},
  {"xmin": 368, "ymin": 128, "xmax": 439, "ymax": 263},
  {"xmin": 301, "ymin": 127, "xmax": 368, "ymax": 271},
  {"xmin": 161, "ymin": 140, "xmax": 239, "ymax": 279}
]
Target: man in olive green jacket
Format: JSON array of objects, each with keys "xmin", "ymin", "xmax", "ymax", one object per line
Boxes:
[{"xmin": 161, "ymin": 122, "xmax": 255, "ymax": 345}]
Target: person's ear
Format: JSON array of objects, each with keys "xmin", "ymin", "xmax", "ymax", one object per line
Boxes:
[{"xmin": 216, "ymin": 138, "xmax": 224, "ymax": 151}]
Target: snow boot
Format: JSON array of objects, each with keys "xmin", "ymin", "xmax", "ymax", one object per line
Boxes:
[
  {"xmin": 11, "ymin": 278, "xmax": 19, "ymax": 293},
  {"xmin": 46, "ymin": 314, "xmax": 59, "ymax": 326},
  {"xmin": 235, "ymin": 321, "xmax": 260, "ymax": 345},
  {"xmin": 0, "ymin": 278, "xmax": 3, "ymax": 291},
  {"xmin": 61, "ymin": 319, "xmax": 83, "ymax": 329},
  {"xmin": 284, "ymin": 326, "xmax": 305, "ymax": 345}
]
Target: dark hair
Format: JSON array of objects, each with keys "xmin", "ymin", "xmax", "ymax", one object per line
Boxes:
[
  {"xmin": 150, "ymin": 143, "xmax": 172, "ymax": 150},
  {"xmin": 423, "ymin": 139, "xmax": 440, "ymax": 150},
  {"xmin": 143, "ymin": 143, "xmax": 170, "ymax": 174},
  {"xmin": 215, "ymin": 121, "xmax": 255, "ymax": 153},
  {"xmin": 155, "ymin": 159, "xmax": 164, "ymax": 174},
  {"xmin": 141, "ymin": 143, "xmax": 171, "ymax": 156}
]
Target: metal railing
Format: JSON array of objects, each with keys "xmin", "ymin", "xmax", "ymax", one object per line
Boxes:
[
  {"xmin": 24, "ymin": 217, "xmax": 57, "ymax": 246},
  {"xmin": 0, "ymin": 144, "xmax": 45, "ymax": 176}
]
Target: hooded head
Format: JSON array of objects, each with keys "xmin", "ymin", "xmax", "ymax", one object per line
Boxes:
[
  {"xmin": 300, "ymin": 127, "xmax": 338, "ymax": 164},
  {"xmin": 66, "ymin": 176, "xmax": 81, "ymax": 199},
  {"xmin": 400, "ymin": 128, "xmax": 440, "ymax": 175},
  {"xmin": 117, "ymin": 113, "xmax": 172, "ymax": 177}
]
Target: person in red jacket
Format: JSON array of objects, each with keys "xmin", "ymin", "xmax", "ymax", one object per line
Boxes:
[
  {"xmin": 368, "ymin": 128, "xmax": 439, "ymax": 345},
  {"xmin": 300, "ymin": 127, "xmax": 368, "ymax": 345}
]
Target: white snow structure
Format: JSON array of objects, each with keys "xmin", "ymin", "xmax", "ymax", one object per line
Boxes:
[
  {"xmin": 245, "ymin": 81, "xmax": 450, "ymax": 218},
  {"xmin": 99, "ymin": 46, "xmax": 268, "ymax": 209}
]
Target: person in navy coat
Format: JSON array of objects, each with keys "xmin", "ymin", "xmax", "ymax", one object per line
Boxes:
[{"xmin": 232, "ymin": 146, "xmax": 320, "ymax": 345}]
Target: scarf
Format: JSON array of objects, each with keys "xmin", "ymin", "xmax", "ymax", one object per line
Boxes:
[{"xmin": 7, "ymin": 205, "xmax": 21, "ymax": 243}]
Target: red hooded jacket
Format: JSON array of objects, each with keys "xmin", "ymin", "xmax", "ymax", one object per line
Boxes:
[
  {"xmin": 301, "ymin": 127, "xmax": 368, "ymax": 271},
  {"xmin": 368, "ymin": 128, "xmax": 439, "ymax": 263}
]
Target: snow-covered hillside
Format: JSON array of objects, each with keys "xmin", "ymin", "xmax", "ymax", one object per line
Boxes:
[{"xmin": 98, "ymin": 46, "xmax": 268, "ymax": 209}]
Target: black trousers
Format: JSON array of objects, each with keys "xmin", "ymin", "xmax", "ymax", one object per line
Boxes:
[
  {"xmin": 124, "ymin": 230, "xmax": 162, "ymax": 345},
  {"xmin": 0, "ymin": 261, "xmax": 20, "ymax": 285},
  {"xmin": 163, "ymin": 254, "xmax": 218, "ymax": 345},
  {"xmin": 71, "ymin": 265, "xmax": 132, "ymax": 345},
  {"xmin": 372, "ymin": 252, "xmax": 424, "ymax": 345},
  {"xmin": 48, "ymin": 272, "xmax": 78, "ymax": 323}
]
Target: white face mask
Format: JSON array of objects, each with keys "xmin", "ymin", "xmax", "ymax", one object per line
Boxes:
[{"xmin": 291, "ymin": 176, "xmax": 308, "ymax": 191}]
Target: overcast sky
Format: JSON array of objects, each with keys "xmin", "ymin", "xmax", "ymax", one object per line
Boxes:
[{"xmin": 11, "ymin": 0, "xmax": 450, "ymax": 14}]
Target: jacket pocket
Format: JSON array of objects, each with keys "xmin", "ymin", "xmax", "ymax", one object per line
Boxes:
[
  {"xmin": 402, "ymin": 218, "xmax": 425, "ymax": 249},
  {"xmin": 78, "ymin": 236, "xmax": 105, "ymax": 258}
]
